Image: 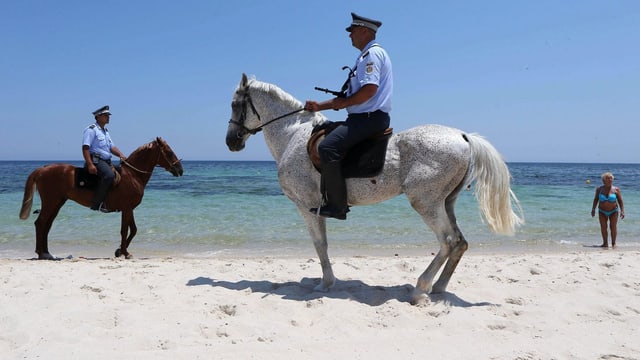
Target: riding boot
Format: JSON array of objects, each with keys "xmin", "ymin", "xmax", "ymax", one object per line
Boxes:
[
  {"xmin": 310, "ymin": 161, "xmax": 349, "ymax": 220},
  {"xmin": 91, "ymin": 181, "xmax": 111, "ymax": 212}
]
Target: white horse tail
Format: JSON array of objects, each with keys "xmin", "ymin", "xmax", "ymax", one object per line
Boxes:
[{"xmin": 465, "ymin": 133, "xmax": 524, "ymax": 235}]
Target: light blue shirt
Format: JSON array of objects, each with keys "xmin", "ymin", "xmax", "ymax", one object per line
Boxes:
[
  {"xmin": 82, "ymin": 123, "xmax": 114, "ymax": 160},
  {"xmin": 346, "ymin": 40, "xmax": 393, "ymax": 114}
]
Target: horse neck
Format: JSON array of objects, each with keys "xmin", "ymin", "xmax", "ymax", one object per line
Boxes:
[
  {"xmin": 251, "ymin": 83, "xmax": 311, "ymax": 163},
  {"xmin": 124, "ymin": 144, "xmax": 157, "ymax": 183}
]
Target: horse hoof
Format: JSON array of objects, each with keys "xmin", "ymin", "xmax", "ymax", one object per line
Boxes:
[
  {"xmin": 411, "ymin": 289, "xmax": 431, "ymax": 306},
  {"xmin": 38, "ymin": 252, "xmax": 56, "ymax": 260},
  {"xmin": 411, "ymin": 293, "xmax": 430, "ymax": 306},
  {"xmin": 115, "ymin": 248, "xmax": 133, "ymax": 259},
  {"xmin": 313, "ymin": 278, "xmax": 336, "ymax": 292}
]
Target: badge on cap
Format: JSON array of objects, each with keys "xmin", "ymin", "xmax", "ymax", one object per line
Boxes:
[{"xmin": 346, "ymin": 12, "xmax": 382, "ymax": 33}]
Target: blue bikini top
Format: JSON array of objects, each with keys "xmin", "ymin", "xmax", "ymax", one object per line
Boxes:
[{"xmin": 599, "ymin": 187, "xmax": 617, "ymax": 203}]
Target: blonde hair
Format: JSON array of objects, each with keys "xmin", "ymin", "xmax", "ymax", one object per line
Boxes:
[{"xmin": 601, "ymin": 172, "xmax": 614, "ymax": 182}]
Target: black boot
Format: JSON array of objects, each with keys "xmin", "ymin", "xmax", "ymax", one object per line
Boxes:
[
  {"xmin": 310, "ymin": 161, "xmax": 349, "ymax": 220},
  {"xmin": 91, "ymin": 181, "xmax": 111, "ymax": 212}
]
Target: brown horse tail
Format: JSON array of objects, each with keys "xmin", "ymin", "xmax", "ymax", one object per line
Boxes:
[{"xmin": 19, "ymin": 168, "xmax": 40, "ymax": 220}]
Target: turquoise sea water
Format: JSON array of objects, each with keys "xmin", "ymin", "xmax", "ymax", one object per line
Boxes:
[{"xmin": 1, "ymin": 161, "xmax": 639, "ymax": 259}]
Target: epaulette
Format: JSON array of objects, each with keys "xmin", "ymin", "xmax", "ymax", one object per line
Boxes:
[
  {"xmin": 360, "ymin": 45, "xmax": 379, "ymax": 60},
  {"xmin": 89, "ymin": 124, "xmax": 95, "ymax": 129}
]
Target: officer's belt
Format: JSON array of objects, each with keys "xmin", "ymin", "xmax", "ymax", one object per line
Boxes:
[
  {"xmin": 91, "ymin": 153, "xmax": 111, "ymax": 162},
  {"xmin": 347, "ymin": 109, "xmax": 388, "ymax": 120}
]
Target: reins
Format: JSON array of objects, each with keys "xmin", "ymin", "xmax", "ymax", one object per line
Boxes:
[
  {"xmin": 121, "ymin": 159, "xmax": 152, "ymax": 174},
  {"xmin": 251, "ymin": 108, "xmax": 305, "ymax": 134}
]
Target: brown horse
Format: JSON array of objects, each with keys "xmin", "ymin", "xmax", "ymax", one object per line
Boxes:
[{"xmin": 19, "ymin": 137, "xmax": 183, "ymax": 260}]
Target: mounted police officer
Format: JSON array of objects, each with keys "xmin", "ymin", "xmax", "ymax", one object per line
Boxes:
[
  {"xmin": 304, "ymin": 12, "xmax": 393, "ymax": 220},
  {"xmin": 82, "ymin": 105, "xmax": 127, "ymax": 212}
]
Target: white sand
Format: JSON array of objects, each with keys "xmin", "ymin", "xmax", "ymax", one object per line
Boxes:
[{"xmin": 1, "ymin": 250, "xmax": 639, "ymax": 359}]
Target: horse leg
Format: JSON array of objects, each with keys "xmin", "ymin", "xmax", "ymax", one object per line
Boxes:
[
  {"xmin": 34, "ymin": 199, "xmax": 66, "ymax": 260},
  {"xmin": 413, "ymin": 236, "xmax": 451, "ymax": 304},
  {"xmin": 299, "ymin": 208, "xmax": 335, "ymax": 291},
  {"xmin": 432, "ymin": 235, "xmax": 468, "ymax": 293},
  {"xmin": 432, "ymin": 193, "xmax": 469, "ymax": 293},
  {"xmin": 117, "ymin": 210, "xmax": 136, "ymax": 259},
  {"xmin": 408, "ymin": 198, "xmax": 458, "ymax": 304}
]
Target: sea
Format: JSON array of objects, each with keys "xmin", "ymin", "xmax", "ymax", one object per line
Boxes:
[{"xmin": 1, "ymin": 161, "xmax": 640, "ymax": 259}]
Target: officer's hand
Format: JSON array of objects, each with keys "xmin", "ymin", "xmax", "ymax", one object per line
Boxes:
[
  {"xmin": 88, "ymin": 164, "xmax": 97, "ymax": 175},
  {"xmin": 304, "ymin": 101, "xmax": 319, "ymax": 112}
]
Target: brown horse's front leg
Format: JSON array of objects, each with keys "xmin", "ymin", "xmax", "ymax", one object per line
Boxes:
[{"xmin": 117, "ymin": 210, "xmax": 137, "ymax": 259}]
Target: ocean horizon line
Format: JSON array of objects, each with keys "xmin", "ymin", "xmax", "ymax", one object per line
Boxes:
[{"xmin": 1, "ymin": 159, "xmax": 639, "ymax": 165}]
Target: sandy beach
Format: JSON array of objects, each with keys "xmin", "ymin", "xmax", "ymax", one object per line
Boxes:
[{"xmin": 1, "ymin": 250, "xmax": 639, "ymax": 359}]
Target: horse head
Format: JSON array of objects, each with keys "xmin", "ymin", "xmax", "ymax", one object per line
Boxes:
[
  {"xmin": 153, "ymin": 137, "xmax": 183, "ymax": 176},
  {"xmin": 226, "ymin": 73, "xmax": 259, "ymax": 152}
]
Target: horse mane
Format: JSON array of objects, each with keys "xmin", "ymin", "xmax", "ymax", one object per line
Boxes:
[
  {"xmin": 247, "ymin": 78, "xmax": 304, "ymax": 110},
  {"xmin": 129, "ymin": 140, "xmax": 154, "ymax": 156},
  {"xmin": 126, "ymin": 139, "xmax": 159, "ymax": 161}
]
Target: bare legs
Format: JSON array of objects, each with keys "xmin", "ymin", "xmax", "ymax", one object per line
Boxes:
[
  {"xmin": 598, "ymin": 211, "xmax": 619, "ymax": 248},
  {"xmin": 610, "ymin": 212, "xmax": 618, "ymax": 248}
]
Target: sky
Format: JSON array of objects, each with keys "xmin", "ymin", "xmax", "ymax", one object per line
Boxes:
[{"xmin": 1, "ymin": 1, "xmax": 638, "ymax": 163}]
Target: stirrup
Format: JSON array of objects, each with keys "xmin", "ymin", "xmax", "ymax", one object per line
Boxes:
[
  {"xmin": 97, "ymin": 202, "xmax": 114, "ymax": 213},
  {"xmin": 309, "ymin": 205, "xmax": 349, "ymax": 220}
]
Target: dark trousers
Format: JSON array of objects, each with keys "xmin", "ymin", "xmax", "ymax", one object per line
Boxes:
[
  {"xmin": 88, "ymin": 157, "xmax": 114, "ymax": 208},
  {"xmin": 93, "ymin": 158, "xmax": 115, "ymax": 185},
  {"xmin": 312, "ymin": 110, "xmax": 390, "ymax": 219},
  {"xmin": 318, "ymin": 110, "xmax": 390, "ymax": 163}
]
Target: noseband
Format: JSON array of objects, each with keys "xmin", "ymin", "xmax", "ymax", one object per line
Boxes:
[{"xmin": 228, "ymin": 88, "xmax": 304, "ymax": 139}]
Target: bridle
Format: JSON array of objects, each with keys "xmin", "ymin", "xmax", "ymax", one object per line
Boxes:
[
  {"xmin": 228, "ymin": 87, "xmax": 304, "ymax": 139},
  {"xmin": 121, "ymin": 138, "xmax": 181, "ymax": 174}
]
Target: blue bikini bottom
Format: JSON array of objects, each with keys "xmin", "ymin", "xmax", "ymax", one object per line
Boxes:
[{"xmin": 599, "ymin": 207, "xmax": 619, "ymax": 217}]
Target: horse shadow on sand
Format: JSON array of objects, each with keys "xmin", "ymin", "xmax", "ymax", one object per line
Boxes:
[{"xmin": 186, "ymin": 276, "xmax": 494, "ymax": 308}]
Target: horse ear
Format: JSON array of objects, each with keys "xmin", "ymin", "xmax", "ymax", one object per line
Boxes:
[{"xmin": 241, "ymin": 73, "xmax": 248, "ymax": 88}]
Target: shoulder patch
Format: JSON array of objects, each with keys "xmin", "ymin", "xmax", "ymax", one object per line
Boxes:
[{"xmin": 365, "ymin": 62, "xmax": 374, "ymax": 74}]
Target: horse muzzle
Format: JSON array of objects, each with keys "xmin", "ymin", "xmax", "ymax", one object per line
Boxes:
[
  {"xmin": 225, "ymin": 131, "xmax": 246, "ymax": 152},
  {"xmin": 226, "ymin": 141, "xmax": 246, "ymax": 152},
  {"xmin": 171, "ymin": 166, "xmax": 184, "ymax": 177}
]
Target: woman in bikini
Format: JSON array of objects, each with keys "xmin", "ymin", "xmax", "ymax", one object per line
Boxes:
[{"xmin": 591, "ymin": 172, "xmax": 625, "ymax": 247}]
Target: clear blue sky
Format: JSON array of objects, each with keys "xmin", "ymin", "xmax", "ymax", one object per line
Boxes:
[{"xmin": 1, "ymin": 1, "xmax": 638, "ymax": 162}]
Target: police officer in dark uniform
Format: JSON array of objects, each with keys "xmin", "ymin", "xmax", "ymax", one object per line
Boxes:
[
  {"xmin": 82, "ymin": 105, "xmax": 127, "ymax": 212},
  {"xmin": 305, "ymin": 13, "xmax": 393, "ymax": 220}
]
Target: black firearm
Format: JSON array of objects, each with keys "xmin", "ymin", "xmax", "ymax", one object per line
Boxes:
[{"xmin": 314, "ymin": 87, "xmax": 346, "ymax": 98}]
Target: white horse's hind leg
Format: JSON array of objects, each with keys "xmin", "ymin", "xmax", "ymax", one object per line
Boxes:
[
  {"xmin": 408, "ymin": 199, "xmax": 457, "ymax": 304},
  {"xmin": 432, "ymin": 235, "xmax": 468, "ymax": 293},
  {"xmin": 412, "ymin": 241, "xmax": 451, "ymax": 304},
  {"xmin": 298, "ymin": 208, "xmax": 336, "ymax": 292}
]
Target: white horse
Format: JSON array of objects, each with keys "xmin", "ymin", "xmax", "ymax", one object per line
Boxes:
[{"xmin": 226, "ymin": 73, "xmax": 523, "ymax": 304}]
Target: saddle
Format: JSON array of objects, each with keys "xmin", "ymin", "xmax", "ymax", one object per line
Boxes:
[
  {"xmin": 307, "ymin": 121, "xmax": 393, "ymax": 178},
  {"xmin": 75, "ymin": 165, "xmax": 122, "ymax": 190}
]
